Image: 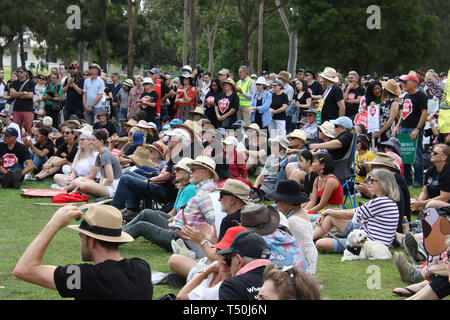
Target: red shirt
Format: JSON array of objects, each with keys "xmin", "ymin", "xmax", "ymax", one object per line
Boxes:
[
  {"xmin": 316, "ymin": 175, "xmax": 343, "ymax": 205},
  {"xmin": 223, "ymin": 149, "xmax": 248, "ymax": 179}
]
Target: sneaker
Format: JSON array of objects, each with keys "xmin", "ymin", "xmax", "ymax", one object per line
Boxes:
[
  {"xmin": 121, "ymin": 209, "xmax": 138, "ymax": 222},
  {"xmin": 403, "ymin": 232, "xmax": 427, "ymax": 264},
  {"xmin": 24, "ymin": 173, "xmax": 36, "ymax": 181},
  {"xmin": 171, "ymin": 239, "xmax": 181, "ymax": 255},
  {"xmin": 394, "ymin": 252, "xmax": 417, "ymax": 283},
  {"xmin": 51, "ymin": 183, "xmax": 66, "ymax": 190}
]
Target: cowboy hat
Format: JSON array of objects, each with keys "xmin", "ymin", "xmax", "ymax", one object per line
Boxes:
[
  {"xmin": 128, "ymin": 146, "xmax": 157, "ymax": 168},
  {"xmin": 277, "ymin": 71, "xmax": 292, "ymax": 83},
  {"xmin": 319, "ymin": 121, "xmax": 335, "ymax": 138},
  {"xmin": 189, "ymin": 107, "xmax": 208, "ymax": 119},
  {"xmin": 382, "ymin": 79, "xmax": 401, "ymax": 96},
  {"xmin": 266, "ymin": 180, "xmax": 310, "ymax": 205},
  {"xmin": 68, "ymin": 204, "xmax": 133, "ymax": 243},
  {"xmin": 240, "ymin": 204, "xmax": 280, "ymax": 236},
  {"xmin": 288, "ymin": 129, "xmax": 307, "ymax": 143},
  {"xmin": 187, "ymin": 155, "xmax": 219, "ymax": 180},
  {"xmin": 319, "ymin": 67, "xmax": 340, "ymax": 83},
  {"xmin": 218, "ymin": 179, "xmax": 252, "ymax": 204},
  {"xmin": 366, "ymin": 152, "xmax": 400, "ymax": 173}
]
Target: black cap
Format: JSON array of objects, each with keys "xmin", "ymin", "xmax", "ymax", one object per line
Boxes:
[
  {"xmin": 217, "ymin": 231, "xmax": 271, "ymax": 259},
  {"xmin": 357, "ymin": 134, "xmax": 370, "ymax": 145},
  {"xmin": 3, "ymin": 127, "xmax": 19, "ymax": 137}
]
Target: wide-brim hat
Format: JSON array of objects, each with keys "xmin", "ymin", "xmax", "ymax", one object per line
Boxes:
[
  {"xmin": 266, "ymin": 180, "xmax": 310, "ymax": 205},
  {"xmin": 146, "ymin": 140, "xmax": 168, "ymax": 159},
  {"xmin": 136, "ymin": 120, "xmax": 152, "ymax": 129},
  {"xmin": 68, "ymin": 204, "xmax": 133, "ymax": 243},
  {"xmin": 277, "ymin": 71, "xmax": 291, "ymax": 83},
  {"xmin": 187, "ymin": 155, "xmax": 219, "ymax": 180},
  {"xmin": 123, "ymin": 79, "xmax": 134, "ymax": 88},
  {"xmin": 240, "ymin": 204, "xmax": 280, "ymax": 236},
  {"xmin": 128, "ymin": 147, "xmax": 157, "ymax": 168},
  {"xmin": 218, "ymin": 178, "xmax": 252, "ymax": 204},
  {"xmin": 142, "ymin": 77, "xmax": 155, "ymax": 85},
  {"xmin": 189, "ymin": 107, "xmax": 207, "ymax": 119},
  {"xmin": 122, "ymin": 119, "xmax": 137, "ymax": 127},
  {"xmin": 380, "ymin": 138, "xmax": 401, "ymax": 156},
  {"xmin": 268, "ymin": 135, "xmax": 290, "ymax": 150},
  {"xmin": 220, "ymin": 78, "xmax": 236, "ymax": 90},
  {"xmin": 173, "ymin": 157, "xmax": 193, "ymax": 173},
  {"xmin": 288, "ymin": 129, "xmax": 307, "ymax": 143},
  {"xmin": 178, "ymin": 120, "xmax": 202, "ymax": 142},
  {"xmin": 74, "ymin": 124, "xmax": 94, "ymax": 135},
  {"xmin": 319, "ymin": 121, "xmax": 335, "ymax": 138},
  {"xmin": 245, "ymin": 123, "xmax": 261, "ymax": 135},
  {"xmin": 66, "ymin": 119, "xmax": 82, "ymax": 128},
  {"xmin": 366, "ymin": 152, "xmax": 400, "ymax": 173},
  {"xmin": 319, "ymin": 67, "xmax": 339, "ymax": 83},
  {"xmin": 382, "ymin": 79, "xmax": 401, "ymax": 96},
  {"xmin": 89, "ymin": 63, "xmax": 102, "ymax": 73}
]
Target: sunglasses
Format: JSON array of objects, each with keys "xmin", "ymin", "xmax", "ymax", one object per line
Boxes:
[
  {"xmin": 219, "ymin": 191, "xmax": 233, "ymax": 199},
  {"xmin": 63, "ymin": 131, "xmax": 74, "ymax": 135},
  {"xmin": 224, "ymin": 254, "xmax": 236, "ymax": 267},
  {"xmin": 83, "ymin": 73, "xmax": 89, "ymax": 76},
  {"xmin": 432, "ymin": 151, "xmax": 440, "ymax": 156}
]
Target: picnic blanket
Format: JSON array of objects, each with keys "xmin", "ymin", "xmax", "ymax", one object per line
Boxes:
[{"xmin": 21, "ymin": 189, "xmax": 67, "ymax": 198}]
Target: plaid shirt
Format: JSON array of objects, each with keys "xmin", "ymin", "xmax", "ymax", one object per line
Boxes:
[{"xmin": 169, "ymin": 179, "xmax": 216, "ymax": 230}]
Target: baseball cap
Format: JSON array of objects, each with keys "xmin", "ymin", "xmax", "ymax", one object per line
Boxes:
[
  {"xmin": 170, "ymin": 119, "xmax": 183, "ymax": 126},
  {"xmin": 2, "ymin": 127, "xmax": 19, "ymax": 137},
  {"xmin": 133, "ymin": 131, "xmax": 145, "ymax": 146},
  {"xmin": 217, "ymin": 230, "xmax": 271, "ymax": 259},
  {"xmin": 149, "ymin": 67, "xmax": 160, "ymax": 75},
  {"xmin": 330, "ymin": 116, "xmax": 353, "ymax": 130},
  {"xmin": 89, "ymin": 63, "xmax": 102, "ymax": 73},
  {"xmin": 0, "ymin": 110, "xmax": 11, "ymax": 117},
  {"xmin": 399, "ymin": 74, "xmax": 419, "ymax": 85},
  {"xmin": 211, "ymin": 226, "xmax": 248, "ymax": 250}
]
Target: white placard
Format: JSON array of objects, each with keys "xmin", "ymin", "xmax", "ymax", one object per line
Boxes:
[{"xmin": 367, "ymin": 103, "xmax": 380, "ymax": 133}]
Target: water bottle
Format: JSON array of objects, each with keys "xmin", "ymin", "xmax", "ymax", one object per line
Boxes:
[{"xmin": 402, "ymin": 216, "xmax": 410, "ymax": 234}]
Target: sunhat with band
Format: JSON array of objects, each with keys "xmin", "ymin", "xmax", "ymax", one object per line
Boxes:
[
  {"xmin": 220, "ymin": 78, "xmax": 236, "ymax": 91},
  {"xmin": 68, "ymin": 204, "xmax": 133, "ymax": 243},
  {"xmin": 217, "ymin": 178, "xmax": 252, "ymax": 204},
  {"xmin": 240, "ymin": 204, "xmax": 280, "ymax": 236},
  {"xmin": 173, "ymin": 157, "xmax": 193, "ymax": 173},
  {"xmin": 128, "ymin": 147, "xmax": 157, "ymax": 168},
  {"xmin": 382, "ymin": 79, "xmax": 401, "ymax": 96},
  {"xmin": 123, "ymin": 79, "xmax": 134, "ymax": 88},
  {"xmin": 319, "ymin": 67, "xmax": 340, "ymax": 83},
  {"xmin": 187, "ymin": 155, "xmax": 219, "ymax": 180},
  {"xmin": 366, "ymin": 152, "xmax": 400, "ymax": 173},
  {"xmin": 266, "ymin": 180, "xmax": 310, "ymax": 205},
  {"xmin": 189, "ymin": 107, "xmax": 208, "ymax": 119},
  {"xmin": 318, "ymin": 121, "xmax": 335, "ymax": 138}
]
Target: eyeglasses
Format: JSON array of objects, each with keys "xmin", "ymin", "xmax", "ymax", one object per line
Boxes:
[
  {"xmin": 78, "ymin": 138, "xmax": 87, "ymax": 141},
  {"xmin": 219, "ymin": 191, "xmax": 233, "ymax": 199},
  {"xmin": 83, "ymin": 73, "xmax": 89, "ymax": 76},
  {"xmin": 367, "ymin": 176, "xmax": 379, "ymax": 184},
  {"xmin": 224, "ymin": 254, "xmax": 236, "ymax": 267},
  {"xmin": 432, "ymin": 151, "xmax": 440, "ymax": 156},
  {"xmin": 63, "ymin": 131, "xmax": 74, "ymax": 135},
  {"xmin": 190, "ymin": 167, "xmax": 205, "ymax": 173}
]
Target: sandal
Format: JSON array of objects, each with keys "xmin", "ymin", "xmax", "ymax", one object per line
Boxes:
[{"xmin": 392, "ymin": 287, "xmax": 416, "ymax": 297}]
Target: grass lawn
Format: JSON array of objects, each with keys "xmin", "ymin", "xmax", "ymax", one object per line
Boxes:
[{"xmin": 0, "ymin": 180, "xmax": 432, "ymax": 300}]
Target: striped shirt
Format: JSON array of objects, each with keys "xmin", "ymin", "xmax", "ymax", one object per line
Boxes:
[
  {"xmin": 354, "ymin": 197, "xmax": 399, "ymax": 247},
  {"xmin": 169, "ymin": 179, "xmax": 216, "ymax": 230}
]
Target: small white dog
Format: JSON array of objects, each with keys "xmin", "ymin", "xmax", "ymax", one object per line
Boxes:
[{"xmin": 341, "ymin": 229, "xmax": 392, "ymax": 262}]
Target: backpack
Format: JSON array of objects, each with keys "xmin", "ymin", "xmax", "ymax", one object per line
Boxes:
[{"xmin": 52, "ymin": 192, "xmax": 89, "ymax": 203}]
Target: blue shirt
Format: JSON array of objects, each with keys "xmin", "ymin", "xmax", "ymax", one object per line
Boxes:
[
  {"xmin": 83, "ymin": 77, "xmax": 105, "ymax": 109},
  {"xmin": 174, "ymin": 184, "xmax": 196, "ymax": 211}
]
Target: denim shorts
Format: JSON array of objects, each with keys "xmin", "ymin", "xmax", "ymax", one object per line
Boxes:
[
  {"xmin": 429, "ymin": 275, "xmax": 450, "ymax": 299},
  {"xmin": 331, "ymin": 221, "xmax": 361, "ymax": 253}
]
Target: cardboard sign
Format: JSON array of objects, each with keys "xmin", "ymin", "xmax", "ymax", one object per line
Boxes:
[
  {"xmin": 354, "ymin": 111, "xmax": 368, "ymax": 128},
  {"xmin": 397, "ymin": 134, "xmax": 418, "ymax": 164},
  {"xmin": 367, "ymin": 104, "xmax": 380, "ymax": 133}
]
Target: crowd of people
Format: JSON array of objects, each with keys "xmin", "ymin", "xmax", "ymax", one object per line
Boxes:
[{"xmin": 2, "ymin": 62, "xmax": 449, "ymax": 300}]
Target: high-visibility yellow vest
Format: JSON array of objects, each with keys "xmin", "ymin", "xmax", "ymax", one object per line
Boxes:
[{"xmin": 236, "ymin": 77, "xmax": 253, "ymax": 107}]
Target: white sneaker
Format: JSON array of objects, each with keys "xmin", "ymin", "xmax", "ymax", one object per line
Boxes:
[
  {"xmin": 171, "ymin": 239, "xmax": 180, "ymax": 254},
  {"xmin": 51, "ymin": 183, "xmax": 66, "ymax": 190},
  {"xmin": 24, "ymin": 174, "xmax": 36, "ymax": 181}
]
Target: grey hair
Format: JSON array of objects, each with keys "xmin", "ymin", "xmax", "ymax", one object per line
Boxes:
[
  {"xmin": 371, "ymin": 168, "xmax": 400, "ymax": 202},
  {"xmin": 348, "ymin": 71, "xmax": 360, "ymax": 80},
  {"xmin": 425, "ymin": 70, "xmax": 439, "ymax": 81},
  {"xmin": 239, "ymin": 65, "xmax": 250, "ymax": 74}
]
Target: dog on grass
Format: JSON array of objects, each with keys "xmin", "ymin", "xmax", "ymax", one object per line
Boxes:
[{"xmin": 341, "ymin": 229, "xmax": 392, "ymax": 262}]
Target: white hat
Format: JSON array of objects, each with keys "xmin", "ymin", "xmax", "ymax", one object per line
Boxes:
[
  {"xmin": 182, "ymin": 65, "xmax": 193, "ymax": 73},
  {"xmin": 269, "ymin": 135, "xmax": 290, "ymax": 150},
  {"xmin": 43, "ymin": 116, "xmax": 53, "ymax": 126},
  {"xmin": 143, "ymin": 77, "xmax": 155, "ymax": 85},
  {"xmin": 222, "ymin": 136, "xmax": 238, "ymax": 146},
  {"xmin": 255, "ymin": 76, "xmax": 268, "ymax": 86}
]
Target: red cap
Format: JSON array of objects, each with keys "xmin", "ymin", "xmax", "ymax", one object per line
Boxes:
[
  {"xmin": 211, "ymin": 226, "xmax": 247, "ymax": 250},
  {"xmin": 399, "ymin": 74, "xmax": 419, "ymax": 85}
]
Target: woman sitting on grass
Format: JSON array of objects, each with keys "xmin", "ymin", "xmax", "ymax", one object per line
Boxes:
[
  {"xmin": 313, "ymin": 168, "xmax": 400, "ymax": 254},
  {"xmin": 287, "ymin": 150, "xmax": 318, "ymax": 197},
  {"xmin": 302, "ymin": 152, "xmax": 343, "ymax": 221},
  {"xmin": 69, "ymin": 129, "xmax": 122, "ymax": 198}
]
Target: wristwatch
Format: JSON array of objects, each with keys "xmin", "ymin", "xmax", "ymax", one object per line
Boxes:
[{"xmin": 200, "ymin": 239, "xmax": 212, "ymax": 247}]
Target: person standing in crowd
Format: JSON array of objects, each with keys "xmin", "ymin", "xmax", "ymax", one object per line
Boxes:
[
  {"xmin": 0, "ymin": 69, "xmax": 6, "ymax": 111},
  {"xmin": 58, "ymin": 63, "xmax": 67, "ymax": 86},
  {"xmin": 278, "ymin": 71, "xmax": 295, "ymax": 132},
  {"xmin": 83, "ymin": 63, "xmax": 104, "ymax": 125},
  {"xmin": 13, "ymin": 204, "xmax": 153, "ymax": 300},
  {"xmin": 33, "ymin": 74, "xmax": 47, "ymax": 113},
  {"xmin": 304, "ymin": 70, "xmax": 323, "ymax": 101},
  {"xmin": 149, "ymin": 68, "xmax": 175, "ymax": 123},
  {"xmin": 365, "ymin": 80, "xmax": 383, "ymax": 107},
  {"xmin": 138, "ymin": 78, "xmax": 159, "ymax": 123},
  {"xmin": 204, "ymin": 79, "xmax": 222, "ymax": 128},
  {"xmin": 293, "ymin": 78, "xmax": 312, "ymax": 119},
  {"xmin": 175, "ymin": 73, "xmax": 197, "ymax": 121},
  {"xmin": 116, "ymin": 79, "xmax": 134, "ymax": 127},
  {"xmin": 62, "ymin": 62, "xmax": 85, "ymax": 121},
  {"xmin": 109, "ymin": 72, "xmax": 123, "ymax": 120},
  {"xmin": 317, "ymin": 67, "xmax": 345, "ymax": 123},
  {"xmin": 373, "ymin": 79, "xmax": 401, "ymax": 145},
  {"xmin": 249, "ymin": 76, "xmax": 272, "ymax": 130},
  {"xmin": 269, "ymin": 79, "xmax": 289, "ymax": 137},
  {"xmin": 394, "ymin": 74, "xmax": 428, "ymax": 188},
  {"xmin": 42, "ymin": 73, "xmax": 64, "ymax": 127},
  {"xmin": 9, "ymin": 66, "xmax": 35, "ymax": 134},
  {"xmin": 343, "ymin": 71, "xmax": 365, "ymax": 119},
  {"xmin": 216, "ymin": 78, "xmax": 239, "ymax": 129},
  {"xmin": 128, "ymin": 76, "xmax": 144, "ymax": 118},
  {"xmin": 199, "ymin": 71, "xmax": 212, "ymax": 107},
  {"xmin": 236, "ymin": 65, "xmax": 256, "ymax": 126}
]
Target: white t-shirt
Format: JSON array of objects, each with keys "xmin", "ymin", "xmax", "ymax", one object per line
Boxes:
[
  {"xmin": 73, "ymin": 152, "xmax": 98, "ymax": 177},
  {"xmin": 187, "ymin": 273, "xmax": 221, "ymax": 300}
]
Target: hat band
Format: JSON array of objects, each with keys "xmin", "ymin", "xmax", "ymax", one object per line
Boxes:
[{"xmin": 79, "ymin": 220, "xmax": 122, "ymax": 237}]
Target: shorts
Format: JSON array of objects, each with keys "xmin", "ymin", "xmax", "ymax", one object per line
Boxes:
[
  {"xmin": 429, "ymin": 275, "xmax": 450, "ymax": 299},
  {"xmin": 106, "ymin": 178, "xmax": 120, "ymax": 197},
  {"xmin": 331, "ymin": 221, "xmax": 361, "ymax": 253}
]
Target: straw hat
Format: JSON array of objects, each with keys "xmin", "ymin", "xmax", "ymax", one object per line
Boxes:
[
  {"xmin": 68, "ymin": 204, "xmax": 133, "ymax": 243},
  {"xmin": 66, "ymin": 119, "xmax": 81, "ymax": 128},
  {"xmin": 123, "ymin": 79, "xmax": 134, "ymax": 88},
  {"xmin": 382, "ymin": 79, "xmax": 401, "ymax": 96},
  {"xmin": 277, "ymin": 71, "xmax": 291, "ymax": 83},
  {"xmin": 245, "ymin": 123, "xmax": 261, "ymax": 134},
  {"xmin": 217, "ymin": 179, "xmax": 252, "ymax": 204},
  {"xmin": 220, "ymin": 78, "xmax": 236, "ymax": 90},
  {"xmin": 189, "ymin": 107, "xmax": 207, "ymax": 119},
  {"xmin": 146, "ymin": 140, "xmax": 168, "ymax": 159},
  {"xmin": 269, "ymin": 135, "xmax": 290, "ymax": 150},
  {"xmin": 136, "ymin": 120, "xmax": 152, "ymax": 129},
  {"xmin": 122, "ymin": 119, "xmax": 137, "ymax": 127},
  {"xmin": 288, "ymin": 129, "xmax": 307, "ymax": 143},
  {"xmin": 74, "ymin": 124, "xmax": 94, "ymax": 135},
  {"xmin": 187, "ymin": 155, "xmax": 219, "ymax": 180},
  {"xmin": 128, "ymin": 146, "xmax": 157, "ymax": 168},
  {"xmin": 173, "ymin": 157, "xmax": 193, "ymax": 173},
  {"xmin": 178, "ymin": 119, "xmax": 202, "ymax": 142},
  {"xmin": 366, "ymin": 152, "xmax": 400, "ymax": 173},
  {"xmin": 319, "ymin": 67, "xmax": 340, "ymax": 83},
  {"xmin": 318, "ymin": 121, "xmax": 335, "ymax": 138}
]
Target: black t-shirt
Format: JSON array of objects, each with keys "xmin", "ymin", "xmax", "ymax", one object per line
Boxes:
[
  {"xmin": 54, "ymin": 258, "xmax": 153, "ymax": 300},
  {"xmin": 294, "ymin": 90, "xmax": 312, "ymax": 105},
  {"xmin": 93, "ymin": 121, "xmax": 117, "ymax": 137},
  {"xmin": 140, "ymin": 90, "xmax": 159, "ymax": 122},
  {"xmin": 33, "ymin": 139, "xmax": 55, "ymax": 158},
  {"xmin": 400, "ymin": 90, "xmax": 428, "ymax": 128},
  {"xmin": 395, "ymin": 173, "xmax": 411, "ymax": 232},
  {"xmin": 321, "ymin": 85, "xmax": 344, "ymax": 123},
  {"xmin": 63, "ymin": 78, "xmax": 85, "ymax": 112},
  {"xmin": 304, "ymin": 171, "xmax": 318, "ymax": 196},
  {"xmin": 55, "ymin": 142, "xmax": 79, "ymax": 163},
  {"xmin": 328, "ymin": 130, "xmax": 352, "ymax": 160},
  {"xmin": 204, "ymin": 91, "xmax": 221, "ymax": 127},
  {"xmin": 0, "ymin": 142, "xmax": 31, "ymax": 171},
  {"xmin": 344, "ymin": 86, "xmax": 365, "ymax": 117},
  {"xmin": 308, "ymin": 81, "xmax": 324, "ymax": 97},
  {"xmin": 219, "ymin": 265, "xmax": 265, "ymax": 300},
  {"xmin": 9, "ymin": 79, "xmax": 35, "ymax": 112},
  {"xmin": 424, "ymin": 164, "xmax": 450, "ymax": 199},
  {"xmin": 271, "ymin": 92, "xmax": 289, "ymax": 120},
  {"xmin": 218, "ymin": 209, "xmax": 241, "ymax": 241},
  {"xmin": 217, "ymin": 92, "xmax": 240, "ymax": 125}
]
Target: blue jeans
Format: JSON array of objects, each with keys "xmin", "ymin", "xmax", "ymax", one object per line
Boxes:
[
  {"xmin": 110, "ymin": 171, "xmax": 167, "ymax": 210},
  {"xmin": 134, "ymin": 166, "xmax": 160, "ymax": 178},
  {"xmin": 331, "ymin": 222, "xmax": 361, "ymax": 253},
  {"xmin": 31, "ymin": 153, "xmax": 48, "ymax": 174},
  {"xmin": 400, "ymin": 127, "xmax": 424, "ymax": 186}
]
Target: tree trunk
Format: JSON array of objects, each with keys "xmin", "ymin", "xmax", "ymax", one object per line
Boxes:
[
  {"xmin": 183, "ymin": 0, "xmax": 189, "ymax": 66},
  {"xmin": 100, "ymin": 0, "xmax": 108, "ymax": 73},
  {"xmin": 127, "ymin": 0, "xmax": 140, "ymax": 78},
  {"xmin": 78, "ymin": 42, "xmax": 85, "ymax": 72},
  {"xmin": 257, "ymin": 2, "xmax": 264, "ymax": 75},
  {"xmin": 88, "ymin": 48, "xmax": 93, "ymax": 67},
  {"xmin": 10, "ymin": 44, "xmax": 17, "ymax": 73},
  {"xmin": 275, "ymin": 0, "xmax": 298, "ymax": 76},
  {"xmin": 189, "ymin": 0, "xmax": 198, "ymax": 67},
  {"xmin": 18, "ymin": 31, "xmax": 26, "ymax": 68},
  {"xmin": 0, "ymin": 46, "xmax": 4, "ymax": 69}
]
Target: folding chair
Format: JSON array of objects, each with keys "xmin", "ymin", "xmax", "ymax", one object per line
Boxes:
[{"xmin": 333, "ymin": 133, "xmax": 357, "ymax": 209}]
